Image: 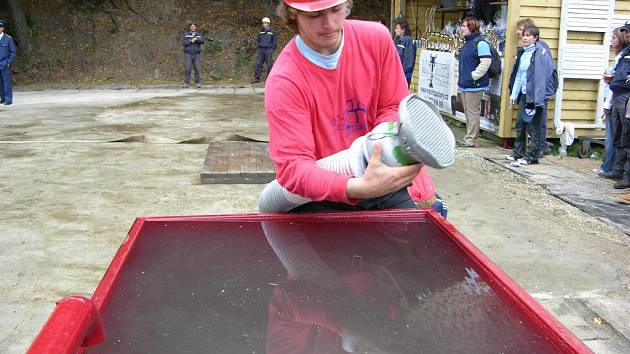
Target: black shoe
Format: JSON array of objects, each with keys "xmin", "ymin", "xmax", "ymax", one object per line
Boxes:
[
  {"xmin": 614, "ymin": 179, "xmax": 630, "ymax": 189},
  {"xmin": 456, "ymin": 139, "xmax": 477, "ymax": 147},
  {"xmin": 250, "ymin": 79, "xmax": 260, "ymax": 84},
  {"xmin": 3, "ymin": 101, "xmax": 11, "ymax": 105},
  {"xmin": 0, "ymin": 99, "xmax": 4, "ymax": 104},
  {"xmin": 599, "ymin": 171, "xmax": 623, "ymax": 180}
]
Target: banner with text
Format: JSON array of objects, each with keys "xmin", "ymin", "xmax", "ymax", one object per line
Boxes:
[{"xmin": 417, "ymin": 50, "xmax": 456, "ymax": 114}]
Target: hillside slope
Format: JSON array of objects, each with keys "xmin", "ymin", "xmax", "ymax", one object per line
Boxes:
[{"xmin": 3, "ymin": 0, "xmax": 389, "ymax": 86}]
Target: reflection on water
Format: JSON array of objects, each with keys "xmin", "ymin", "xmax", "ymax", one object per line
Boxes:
[
  {"xmin": 262, "ymin": 220, "xmax": 555, "ymax": 354},
  {"xmin": 87, "ymin": 219, "xmax": 558, "ymax": 354}
]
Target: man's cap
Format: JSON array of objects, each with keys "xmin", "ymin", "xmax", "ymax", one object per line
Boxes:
[
  {"xmin": 619, "ymin": 20, "xmax": 630, "ymax": 32},
  {"xmin": 262, "ymin": 17, "xmax": 271, "ymax": 23},
  {"xmin": 0, "ymin": 20, "xmax": 4, "ymax": 27},
  {"xmin": 284, "ymin": 0, "xmax": 347, "ymax": 12}
]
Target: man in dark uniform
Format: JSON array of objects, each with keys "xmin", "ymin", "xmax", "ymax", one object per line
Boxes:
[
  {"xmin": 251, "ymin": 17, "xmax": 277, "ymax": 84},
  {"xmin": 0, "ymin": 19, "xmax": 17, "ymax": 105},
  {"xmin": 181, "ymin": 22, "xmax": 205, "ymax": 88}
]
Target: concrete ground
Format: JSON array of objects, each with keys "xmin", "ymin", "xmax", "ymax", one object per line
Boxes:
[{"xmin": 0, "ymin": 88, "xmax": 629, "ymax": 353}]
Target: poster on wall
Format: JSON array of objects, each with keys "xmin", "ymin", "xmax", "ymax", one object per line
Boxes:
[
  {"xmin": 417, "ymin": 50, "xmax": 456, "ymax": 113},
  {"xmin": 417, "ymin": 50, "xmax": 502, "ymax": 134}
]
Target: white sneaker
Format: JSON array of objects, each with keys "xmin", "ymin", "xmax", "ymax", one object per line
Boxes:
[{"xmin": 506, "ymin": 155, "xmax": 517, "ymax": 161}]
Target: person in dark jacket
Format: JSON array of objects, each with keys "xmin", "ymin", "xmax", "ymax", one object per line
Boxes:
[
  {"xmin": 506, "ymin": 26, "xmax": 556, "ymax": 165},
  {"xmin": 456, "ymin": 17, "xmax": 493, "ymax": 148},
  {"xmin": 394, "ymin": 20, "xmax": 415, "ymax": 87},
  {"xmin": 181, "ymin": 22, "xmax": 205, "ymax": 88},
  {"xmin": 599, "ymin": 23, "xmax": 630, "ymax": 189},
  {"xmin": 0, "ymin": 19, "xmax": 17, "ymax": 105},
  {"xmin": 474, "ymin": 0, "xmax": 497, "ymax": 26},
  {"xmin": 599, "ymin": 27, "xmax": 630, "ymax": 174},
  {"xmin": 252, "ymin": 17, "xmax": 278, "ymax": 84}
]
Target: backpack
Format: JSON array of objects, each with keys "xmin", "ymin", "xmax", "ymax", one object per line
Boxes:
[{"xmin": 473, "ymin": 37, "xmax": 502, "ymax": 79}]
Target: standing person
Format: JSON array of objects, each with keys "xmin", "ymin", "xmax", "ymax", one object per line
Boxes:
[
  {"xmin": 506, "ymin": 26, "xmax": 556, "ymax": 165},
  {"xmin": 599, "ymin": 27, "xmax": 630, "ymax": 175},
  {"xmin": 0, "ymin": 19, "xmax": 17, "ymax": 105},
  {"xmin": 264, "ymin": 0, "xmax": 447, "ymax": 216},
  {"xmin": 181, "ymin": 22, "xmax": 205, "ymax": 88},
  {"xmin": 252, "ymin": 17, "xmax": 278, "ymax": 84},
  {"xmin": 515, "ymin": 18, "xmax": 555, "ymax": 156},
  {"xmin": 394, "ymin": 20, "xmax": 415, "ymax": 87},
  {"xmin": 456, "ymin": 17, "xmax": 493, "ymax": 148},
  {"xmin": 600, "ymin": 23, "xmax": 630, "ymax": 189}
]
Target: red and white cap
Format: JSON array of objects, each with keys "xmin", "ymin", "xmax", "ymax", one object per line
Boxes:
[{"xmin": 284, "ymin": 0, "xmax": 347, "ymax": 12}]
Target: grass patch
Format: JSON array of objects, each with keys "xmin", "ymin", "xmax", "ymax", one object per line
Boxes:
[
  {"xmin": 233, "ymin": 56, "xmax": 251, "ymax": 80},
  {"xmin": 205, "ymin": 41, "xmax": 222, "ymax": 54}
]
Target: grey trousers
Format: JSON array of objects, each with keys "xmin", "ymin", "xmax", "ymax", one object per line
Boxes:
[
  {"xmin": 461, "ymin": 91, "xmax": 482, "ymax": 146},
  {"xmin": 611, "ymin": 95, "xmax": 630, "ymax": 179},
  {"xmin": 289, "ymin": 188, "xmax": 416, "ymax": 212},
  {"xmin": 254, "ymin": 47, "xmax": 274, "ymax": 81},
  {"xmin": 184, "ymin": 52, "xmax": 200, "ymax": 85}
]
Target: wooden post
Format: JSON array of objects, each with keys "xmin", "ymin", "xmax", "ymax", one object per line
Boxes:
[{"xmin": 498, "ymin": 0, "xmax": 521, "ymax": 138}]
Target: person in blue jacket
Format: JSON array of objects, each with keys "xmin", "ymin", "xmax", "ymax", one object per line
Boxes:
[
  {"xmin": 506, "ymin": 26, "xmax": 557, "ymax": 165},
  {"xmin": 0, "ymin": 19, "xmax": 17, "ymax": 105},
  {"xmin": 181, "ymin": 22, "xmax": 205, "ymax": 88},
  {"xmin": 514, "ymin": 18, "xmax": 555, "ymax": 156},
  {"xmin": 252, "ymin": 17, "xmax": 278, "ymax": 84},
  {"xmin": 394, "ymin": 20, "xmax": 415, "ymax": 87}
]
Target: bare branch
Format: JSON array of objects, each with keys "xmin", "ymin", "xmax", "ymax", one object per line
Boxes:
[{"xmin": 124, "ymin": 0, "xmax": 154, "ymax": 25}]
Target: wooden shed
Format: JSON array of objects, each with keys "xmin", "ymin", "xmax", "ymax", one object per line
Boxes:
[{"xmin": 391, "ymin": 0, "xmax": 630, "ymax": 144}]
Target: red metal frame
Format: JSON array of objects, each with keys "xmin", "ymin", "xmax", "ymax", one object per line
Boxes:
[
  {"xmin": 27, "ymin": 296, "xmax": 105, "ymax": 354},
  {"xmin": 29, "ymin": 210, "xmax": 593, "ymax": 354}
]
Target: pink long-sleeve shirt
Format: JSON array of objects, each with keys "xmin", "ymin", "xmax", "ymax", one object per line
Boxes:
[{"xmin": 265, "ymin": 20, "xmax": 435, "ymax": 205}]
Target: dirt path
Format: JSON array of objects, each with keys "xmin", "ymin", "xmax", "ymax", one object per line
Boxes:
[{"xmin": 0, "ymin": 88, "xmax": 628, "ymax": 353}]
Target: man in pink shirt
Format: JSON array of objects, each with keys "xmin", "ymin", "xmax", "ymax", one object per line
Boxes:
[{"xmin": 265, "ymin": 0, "xmax": 446, "ymax": 215}]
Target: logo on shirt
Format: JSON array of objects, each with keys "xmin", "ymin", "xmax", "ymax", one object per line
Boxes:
[{"xmin": 331, "ymin": 99, "xmax": 368, "ymax": 135}]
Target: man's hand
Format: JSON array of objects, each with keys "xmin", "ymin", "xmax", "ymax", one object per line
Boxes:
[
  {"xmin": 346, "ymin": 143, "xmax": 421, "ymax": 199},
  {"xmin": 191, "ymin": 37, "xmax": 197, "ymax": 43}
]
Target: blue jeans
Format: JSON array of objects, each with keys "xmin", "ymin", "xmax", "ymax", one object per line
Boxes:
[
  {"xmin": 600, "ymin": 111, "xmax": 617, "ymax": 172},
  {"xmin": 513, "ymin": 95, "xmax": 543, "ymax": 161}
]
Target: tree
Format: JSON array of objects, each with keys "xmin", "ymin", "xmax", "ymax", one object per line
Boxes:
[{"xmin": 4, "ymin": 0, "xmax": 32, "ymax": 55}]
